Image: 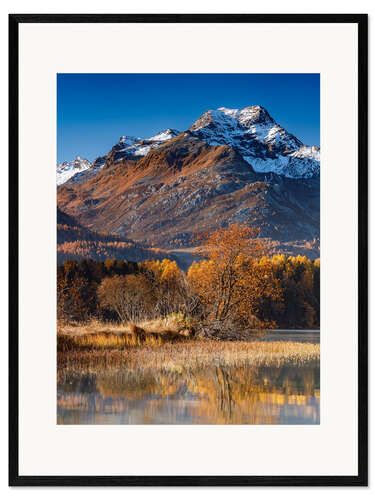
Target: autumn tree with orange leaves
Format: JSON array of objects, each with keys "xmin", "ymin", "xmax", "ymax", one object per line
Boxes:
[
  {"xmin": 188, "ymin": 224, "xmax": 282, "ymax": 332},
  {"xmin": 98, "ymin": 273, "xmax": 154, "ymax": 323},
  {"xmin": 139, "ymin": 259, "xmax": 200, "ymax": 318}
]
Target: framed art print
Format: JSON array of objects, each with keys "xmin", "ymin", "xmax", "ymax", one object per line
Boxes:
[{"xmin": 9, "ymin": 14, "xmax": 368, "ymax": 486}]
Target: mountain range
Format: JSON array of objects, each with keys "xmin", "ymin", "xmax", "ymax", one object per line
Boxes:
[{"xmin": 57, "ymin": 105, "xmax": 320, "ymax": 263}]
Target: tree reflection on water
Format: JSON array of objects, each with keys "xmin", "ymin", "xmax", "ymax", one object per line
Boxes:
[{"xmin": 57, "ymin": 362, "xmax": 319, "ymax": 425}]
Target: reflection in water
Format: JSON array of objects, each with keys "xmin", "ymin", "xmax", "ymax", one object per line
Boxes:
[{"xmin": 57, "ymin": 362, "xmax": 320, "ymax": 425}]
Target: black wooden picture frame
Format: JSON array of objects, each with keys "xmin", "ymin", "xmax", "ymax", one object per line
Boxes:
[{"xmin": 8, "ymin": 13, "xmax": 368, "ymax": 487}]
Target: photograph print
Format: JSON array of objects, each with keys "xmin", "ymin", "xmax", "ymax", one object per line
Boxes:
[{"xmin": 56, "ymin": 73, "xmax": 320, "ymax": 425}]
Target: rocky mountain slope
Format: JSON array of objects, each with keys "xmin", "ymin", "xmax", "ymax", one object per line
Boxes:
[
  {"xmin": 57, "ymin": 129, "xmax": 180, "ymax": 186},
  {"xmin": 58, "ymin": 121, "xmax": 320, "ymax": 258}
]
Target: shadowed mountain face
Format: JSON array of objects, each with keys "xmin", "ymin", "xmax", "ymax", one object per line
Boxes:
[
  {"xmin": 56, "ymin": 208, "xmax": 175, "ymax": 265},
  {"xmin": 58, "ymin": 125, "xmax": 320, "ymax": 256}
]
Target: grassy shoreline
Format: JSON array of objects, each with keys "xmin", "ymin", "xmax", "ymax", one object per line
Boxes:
[{"xmin": 57, "ymin": 319, "xmax": 320, "ymax": 373}]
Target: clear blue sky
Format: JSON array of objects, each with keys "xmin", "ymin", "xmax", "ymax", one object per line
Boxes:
[{"xmin": 57, "ymin": 73, "xmax": 320, "ymax": 163}]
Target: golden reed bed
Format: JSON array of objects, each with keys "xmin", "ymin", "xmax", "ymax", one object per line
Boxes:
[{"xmin": 57, "ymin": 320, "xmax": 320, "ymax": 373}]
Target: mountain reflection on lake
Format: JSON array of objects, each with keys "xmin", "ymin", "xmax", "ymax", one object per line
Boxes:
[{"xmin": 57, "ymin": 332, "xmax": 319, "ymax": 425}]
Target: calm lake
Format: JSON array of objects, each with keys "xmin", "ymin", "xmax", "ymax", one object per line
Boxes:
[{"xmin": 57, "ymin": 330, "xmax": 320, "ymax": 425}]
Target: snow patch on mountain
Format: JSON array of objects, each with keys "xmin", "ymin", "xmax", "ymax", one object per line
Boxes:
[
  {"xmin": 118, "ymin": 135, "xmax": 141, "ymax": 147},
  {"xmin": 291, "ymin": 145, "xmax": 320, "ymax": 161},
  {"xmin": 245, "ymin": 156, "xmax": 289, "ymax": 175},
  {"xmin": 218, "ymin": 106, "xmax": 239, "ymax": 118},
  {"xmin": 148, "ymin": 129, "xmax": 179, "ymax": 142}
]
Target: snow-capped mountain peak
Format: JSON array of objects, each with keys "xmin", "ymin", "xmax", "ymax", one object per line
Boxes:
[
  {"xmin": 190, "ymin": 105, "xmax": 275, "ymax": 132},
  {"xmin": 110, "ymin": 128, "xmax": 180, "ymax": 161},
  {"xmin": 56, "ymin": 156, "xmax": 91, "ymax": 186},
  {"xmin": 238, "ymin": 105, "xmax": 275, "ymax": 126},
  {"xmin": 148, "ymin": 128, "xmax": 179, "ymax": 142},
  {"xmin": 189, "ymin": 105, "xmax": 318, "ymax": 178}
]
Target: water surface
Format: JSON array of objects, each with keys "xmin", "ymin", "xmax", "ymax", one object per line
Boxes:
[{"xmin": 57, "ymin": 330, "xmax": 320, "ymax": 425}]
